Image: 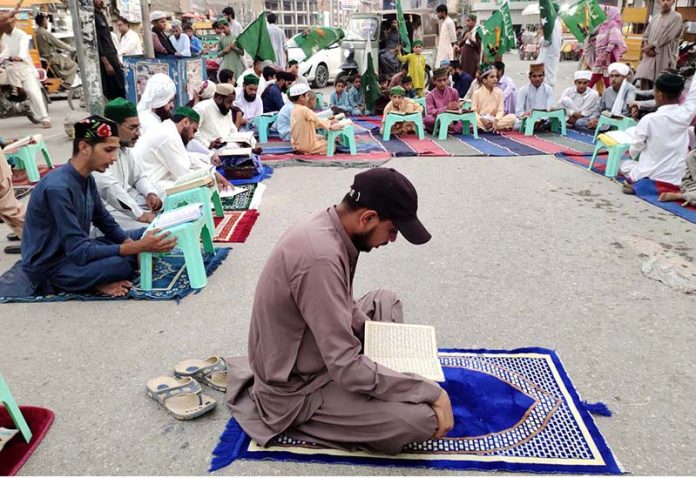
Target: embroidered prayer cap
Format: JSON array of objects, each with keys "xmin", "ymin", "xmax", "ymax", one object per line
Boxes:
[
  {"xmin": 529, "ymin": 62, "xmax": 545, "ymax": 74},
  {"xmin": 173, "ymin": 106, "xmax": 200, "ymax": 124},
  {"xmin": 215, "ymin": 83, "xmax": 236, "ymax": 96},
  {"xmin": 104, "ymin": 97, "xmax": 138, "ymax": 124},
  {"xmin": 655, "ymin": 72, "xmax": 685, "ymax": 94},
  {"xmin": 137, "ymin": 73, "xmax": 176, "ymax": 112},
  {"xmin": 390, "ymin": 86, "xmax": 405, "ymax": 96},
  {"xmin": 347, "ymin": 168, "xmax": 431, "ymax": 245},
  {"xmin": 608, "ymin": 62, "xmax": 630, "ymax": 77},
  {"xmin": 276, "ymin": 71, "xmax": 296, "ymax": 81},
  {"xmin": 150, "ymin": 10, "xmax": 166, "ymax": 21},
  {"xmin": 412, "ymin": 40, "xmax": 423, "ymax": 47},
  {"xmin": 574, "ymin": 70, "xmax": 592, "ymax": 81},
  {"xmin": 288, "ymin": 83, "xmax": 310, "ymax": 97},
  {"xmin": 198, "ymin": 80, "xmax": 216, "ymax": 99},
  {"xmin": 74, "ymin": 115, "xmax": 119, "ymax": 140},
  {"xmin": 432, "ymin": 67, "xmax": 449, "ymax": 79},
  {"xmin": 243, "ymin": 74, "xmax": 260, "ymax": 85}
]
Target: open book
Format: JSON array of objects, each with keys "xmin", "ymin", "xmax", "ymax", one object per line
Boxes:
[
  {"xmin": 164, "ymin": 167, "xmax": 215, "ymax": 195},
  {"xmin": 2, "ymin": 135, "xmax": 38, "ymax": 153},
  {"xmin": 152, "ymin": 202, "xmax": 203, "ymax": 229},
  {"xmin": 218, "ymin": 132, "xmax": 257, "ymax": 157},
  {"xmin": 445, "ymin": 109, "xmax": 474, "ymax": 114},
  {"xmin": 602, "ymin": 126, "xmax": 636, "ymax": 145},
  {"xmin": 601, "ymin": 111, "xmax": 625, "ymax": 120},
  {"xmin": 364, "ymin": 321, "xmax": 445, "ymax": 382}
]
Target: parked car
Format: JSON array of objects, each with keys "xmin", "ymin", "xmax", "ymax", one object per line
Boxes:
[{"xmin": 287, "ymin": 34, "xmax": 343, "ymax": 88}]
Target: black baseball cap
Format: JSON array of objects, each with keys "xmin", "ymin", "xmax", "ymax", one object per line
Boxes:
[{"xmin": 347, "ymin": 168, "xmax": 431, "ymax": 245}]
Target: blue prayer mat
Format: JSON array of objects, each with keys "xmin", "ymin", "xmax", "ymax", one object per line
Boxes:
[
  {"xmin": 0, "ymin": 248, "xmax": 230, "ymax": 303},
  {"xmin": 210, "ymin": 347, "xmax": 623, "ymax": 474}
]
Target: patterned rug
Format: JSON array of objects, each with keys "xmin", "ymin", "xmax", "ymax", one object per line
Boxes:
[
  {"xmin": 212, "ymin": 210, "xmax": 260, "ymax": 243},
  {"xmin": 0, "ymin": 248, "xmax": 230, "ymax": 303},
  {"xmin": 210, "ymin": 348, "xmax": 623, "ymax": 474},
  {"xmin": 0, "ymin": 405, "xmax": 54, "ymax": 476},
  {"xmin": 221, "ymin": 183, "xmax": 265, "ymax": 211}
]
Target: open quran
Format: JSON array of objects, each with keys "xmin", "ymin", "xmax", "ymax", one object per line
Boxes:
[
  {"xmin": 2, "ymin": 135, "xmax": 37, "ymax": 153},
  {"xmin": 164, "ymin": 167, "xmax": 215, "ymax": 195},
  {"xmin": 152, "ymin": 203, "xmax": 203, "ymax": 229},
  {"xmin": 364, "ymin": 321, "xmax": 445, "ymax": 382},
  {"xmin": 218, "ymin": 132, "xmax": 257, "ymax": 157}
]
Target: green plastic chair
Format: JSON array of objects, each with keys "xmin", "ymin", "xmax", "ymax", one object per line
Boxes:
[
  {"xmin": 433, "ymin": 112, "xmax": 478, "ymax": 140},
  {"xmin": 412, "ymin": 97, "xmax": 426, "ymax": 113},
  {"xmin": 382, "ymin": 113, "xmax": 425, "ymax": 140},
  {"xmin": 588, "ymin": 133, "xmax": 632, "ymax": 178},
  {"xmin": 592, "ymin": 115, "xmax": 637, "ymax": 142},
  {"xmin": 0, "ymin": 372, "xmax": 32, "ymax": 443},
  {"xmin": 163, "ymin": 184, "xmax": 223, "ymax": 238},
  {"xmin": 520, "ymin": 109, "xmax": 567, "ymax": 136},
  {"xmin": 4, "ymin": 136, "xmax": 54, "ymax": 183},
  {"xmin": 326, "ymin": 125, "xmax": 357, "ymax": 157},
  {"xmin": 461, "ymin": 100, "xmax": 472, "ymax": 110},
  {"xmin": 139, "ymin": 208, "xmax": 215, "ymax": 290},
  {"xmin": 252, "ymin": 113, "xmax": 278, "ymax": 143}
]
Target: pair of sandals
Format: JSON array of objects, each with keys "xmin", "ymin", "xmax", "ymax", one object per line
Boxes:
[{"xmin": 146, "ymin": 355, "xmax": 228, "ymax": 420}]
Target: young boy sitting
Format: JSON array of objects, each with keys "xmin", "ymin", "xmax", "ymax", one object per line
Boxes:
[
  {"xmin": 472, "ymin": 65, "xmax": 517, "ymax": 132},
  {"xmin": 401, "ymin": 76, "xmax": 417, "ymax": 99},
  {"xmin": 373, "ymin": 74, "xmax": 392, "ymax": 116},
  {"xmin": 330, "ymin": 78, "xmax": 351, "ymax": 114},
  {"xmin": 380, "ymin": 86, "xmax": 423, "ymax": 136},
  {"xmin": 346, "ymin": 74, "xmax": 367, "ymax": 115}
]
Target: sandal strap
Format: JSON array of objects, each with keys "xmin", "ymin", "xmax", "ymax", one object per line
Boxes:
[
  {"xmin": 152, "ymin": 378, "xmax": 201, "ymax": 403},
  {"xmin": 191, "ymin": 357, "xmax": 227, "ymax": 379}
]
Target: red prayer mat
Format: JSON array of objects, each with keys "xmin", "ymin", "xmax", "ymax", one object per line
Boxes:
[
  {"xmin": 0, "ymin": 405, "xmax": 54, "ymax": 476},
  {"xmin": 212, "ymin": 210, "xmax": 260, "ymax": 243},
  {"xmin": 11, "ymin": 164, "xmax": 60, "ymax": 187}
]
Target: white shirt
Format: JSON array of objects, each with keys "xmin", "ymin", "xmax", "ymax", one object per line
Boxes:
[
  {"xmin": 138, "ymin": 109, "xmax": 162, "ymax": 135},
  {"xmin": 138, "ymin": 119, "xmax": 212, "ymax": 195},
  {"xmin": 516, "ymin": 83, "xmax": 555, "ymax": 117},
  {"xmin": 559, "ymin": 86, "xmax": 599, "ymax": 118},
  {"xmin": 538, "ymin": 18, "xmax": 562, "ymax": 87},
  {"xmin": 267, "ymin": 24, "xmax": 287, "ymax": 68},
  {"xmin": 231, "ymin": 19, "xmax": 243, "ymax": 37},
  {"xmin": 0, "ymin": 28, "xmax": 32, "ymax": 65},
  {"xmin": 436, "ymin": 16, "xmax": 456, "ymax": 67},
  {"xmin": 234, "ymin": 94, "xmax": 263, "ymax": 122},
  {"xmin": 93, "ymin": 147, "xmax": 156, "ymax": 219},
  {"xmin": 119, "ymin": 29, "xmax": 143, "ymax": 56},
  {"xmin": 236, "ymin": 68, "xmax": 268, "ymax": 95},
  {"xmin": 169, "ymin": 33, "xmax": 191, "ymax": 57},
  {"xmin": 194, "ymin": 98, "xmax": 238, "ymax": 145}
]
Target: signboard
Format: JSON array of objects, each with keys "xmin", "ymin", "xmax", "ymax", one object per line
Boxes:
[
  {"xmin": 118, "ymin": 0, "xmax": 143, "ymax": 23},
  {"xmin": 341, "ymin": 0, "xmax": 358, "ymax": 11}
]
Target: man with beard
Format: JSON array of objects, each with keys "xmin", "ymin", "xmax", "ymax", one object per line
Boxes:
[
  {"xmin": 0, "ymin": 115, "xmax": 177, "ymax": 299},
  {"xmin": 225, "ymin": 168, "xmax": 454, "ymax": 454},
  {"xmin": 150, "ymin": 11, "xmax": 177, "ymax": 56},
  {"xmin": 262, "ymin": 70, "xmax": 294, "ymax": 113},
  {"xmin": 136, "ymin": 73, "xmax": 176, "ymax": 134},
  {"xmin": 237, "ymin": 58, "xmax": 272, "ymax": 95},
  {"xmin": 138, "ymin": 106, "xmax": 231, "ymax": 195},
  {"xmin": 234, "ymin": 74, "xmax": 263, "ymax": 125},
  {"xmin": 94, "ymin": 0, "xmax": 126, "ymax": 100},
  {"xmin": 194, "ymin": 83, "xmax": 238, "ymax": 145},
  {"xmin": 94, "ymin": 98, "xmax": 162, "ymax": 230}
]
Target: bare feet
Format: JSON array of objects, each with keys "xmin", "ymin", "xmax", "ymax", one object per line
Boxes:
[
  {"xmin": 658, "ymin": 191, "xmax": 684, "ymax": 202},
  {"xmin": 96, "ymin": 280, "xmax": 133, "ymax": 297},
  {"xmin": 41, "ymin": 120, "xmax": 52, "ymax": 129}
]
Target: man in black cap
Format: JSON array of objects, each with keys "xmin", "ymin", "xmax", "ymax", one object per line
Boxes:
[
  {"xmin": 0, "ymin": 115, "xmax": 176, "ymax": 298},
  {"xmin": 226, "ymin": 168, "xmax": 453, "ymax": 455}
]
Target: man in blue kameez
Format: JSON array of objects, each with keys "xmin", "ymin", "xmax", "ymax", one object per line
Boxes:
[{"xmin": 0, "ymin": 115, "xmax": 177, "ymax": 298}]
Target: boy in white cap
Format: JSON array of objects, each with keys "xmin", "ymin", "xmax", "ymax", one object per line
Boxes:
[
  {"xmin": 150, "ymin": 11, "xmax": 176, "ymax": 56},
  {"xmin": 289, "ymin": 84, "xmax": 344, "ymax": 154},
  {"xmin": 274, "ymin": 84, "xmax": 303, "ymax": 141},
  {"xmin": 585, "ymin": 62, "xmax": 637, "ymax": 132},
  {"xmin": 559, "ymin": 70, "xmax": 599, "ymax": 128}
]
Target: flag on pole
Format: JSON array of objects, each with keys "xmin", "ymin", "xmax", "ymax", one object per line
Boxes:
[
  {"xmin": 478, "ymin": 0, "xmax": 516, "ymax": 61},
  {"xmin": 540, "ymin": 0, "xmax": 559, "ymax": 43},
  {"xmin": 360, "ymin": 43, "xmax": 381, "ymax": 113},
  {"xmin": 292, "ymin": 27, "xmax": 345, "ymax": 61},
  {"xmin": 235, "ymin": 12, "xmax": 276, "ymax": 62},
  {"xmin": 396, "ymin": 0, "xmax": 411, "ymax": 53},
  {"xmin": 560, "ymin": 0, "xmax": 607, "ymax": 42},
  {"xmin": 500, "ymin": 0, "xmax": 516, "ymax": 51}
]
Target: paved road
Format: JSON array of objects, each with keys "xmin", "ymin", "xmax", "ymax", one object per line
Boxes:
[{"xmin": 1, "ymin": 53, "xmax": 695, "ymax": 475}]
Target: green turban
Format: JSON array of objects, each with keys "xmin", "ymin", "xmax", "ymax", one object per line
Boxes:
[
  {"xmin": 104, "ymin": 97, "xmax": 137, "ymax": 124},
  {"xmin": 217, "ymin": 18, "xmax": 229, "ymax": 26},
  {"xmin": 173, "ymin": 106, "xmax": 200, "ymax": 124},
  {"xmin": 412, "ymin": 40, "xmax": 423, "ymax": 47},
  {"xmin": 243, "ymin": 74, "xmax": 260, "ymax": 85},
  {"xmin": 390, "ymin": 86, "xmax": 405, "ymax": 96}
]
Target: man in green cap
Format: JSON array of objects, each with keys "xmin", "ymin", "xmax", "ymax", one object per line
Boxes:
[
  {"xmin": 138, "ymin": 105, "xmax": 232, "ymax": 195},
  {"xmin": 94, "ymin": 98, "xmax": 163, "ymax": 231},
  {"xmin": 380, "ymin": 86, "xmax": 424, "ymax": 136},
  {"xmin": 234, "ymin": 73, "xmax": 263, "ymax": 125},
  {"xmin": 217, "ymin": 18, "xmax": 245, "ymax": 81}
]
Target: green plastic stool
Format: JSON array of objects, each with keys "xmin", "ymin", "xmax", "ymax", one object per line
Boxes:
[
  {"xmin": 163, "ymin": 185, "xmax": 223, "ymax": 238},
  {"xmin": 252, "ymin": 113, "xmax": 278, "ymax": 143},
  {"xmin": 592, "ymin": 115, "xmax": 637, "ymax": 142},
  {"xmin": 433, "ymin": 112, "xmax": 478, "ymax": 140},
  {"xmin": 588, "ymin": 133, "xmax": 632, "ymax": 178},
  {"xmin": 413, "ymin": 97, "xmax": 426, "ymax": 113},
  {"xmin": 5, "ymin": 136, "xmax": 54, "ymax": 183},
  {"xmin": 139, "ymin": 209, "xmax": 215, "ymax": 290},
  {"xmin": 0, "ymin": 373, "xmax": 32, "ymax": 443},
  {"xmin": 520, "ymin": 109, "xmax": 567, "ymax": 136},
  {"xmin": 315, "ymin": 92, "xmax": 325, "ymax": 109},
  {"xmin": 326, "ymin": 125, "xmax": 357, "ymax": 156},
  {"xmin": 382, "ymin": 113, "xmax": 425, "ymax": 140},
  {"xmin": 461, "ymin": 100, "xmax": 472, "ymax": 110}
]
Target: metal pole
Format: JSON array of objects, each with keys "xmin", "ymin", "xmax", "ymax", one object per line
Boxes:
[
  {"xmin": 140, "ymin": 0, "xmax": 155, "ymax": 58},
  {"xmin": 68, "ymin": 0, "xmax": 103, "ymax": 114}
]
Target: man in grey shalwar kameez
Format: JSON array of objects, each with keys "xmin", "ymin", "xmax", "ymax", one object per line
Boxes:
[
  {"xmin": 634, "ymin": 0, "xmax": 683, "ymax": 89},
  {"xmin": 226, "ymin": 168, "xmax": 454, "ymax": 454}
]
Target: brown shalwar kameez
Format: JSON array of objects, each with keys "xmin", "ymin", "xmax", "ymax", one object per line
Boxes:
[
  {"xmin": 0, "ymin": 150, "xmax": 25, "ymax": 238},
  {"xmin": 226, "ymin": 207, "xmax": 441, "ymax": 454}
]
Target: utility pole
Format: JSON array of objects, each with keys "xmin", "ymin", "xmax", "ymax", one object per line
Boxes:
[
  {"xmin": 140, "ymin": 0, "xmax": 155, "ymax": 58},
  {"xmin": 69, "ymin": 0, "xmax": 103, "ymax": 114}
]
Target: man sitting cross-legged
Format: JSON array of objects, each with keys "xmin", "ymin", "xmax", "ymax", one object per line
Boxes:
[
  {"xmin": 559, "ymin": 70, "xmax": 599, "ymax": 129},
  {"xmin": 226, "ymin": 168, "xmax": 454, "ymax": 454},
  {"xmin": 0, "ymin": 116, "xmax": 176, "ymax": 298},
  {"xmin": 472, "ymin": 65, "xmax": 517, "ymax": 132},
  {"xmin": 94, "ymin": 98, "xmax": 163, "ymax": 231},
  {"xmin": 380, "ymin": 86, "xmax": 424, "ymax": 136},
  {"xmin": 515, "ymin": 62, "xmax": 554, "ymax": 131},
  {"xmin": 234, "ymin": 74, "xmax": 263, "ymax": 125},
  {"xmin": 584, "ymin": 62, "xmax": 637, "ymax": 133},
  {"xmin": 424, "ymin": 67, "xmax": 462, "ymax": 134},
  {"xmin": 194, "ymin": 83, "xmax": 238, "ymax": 147},
  {"xmin": 290, "ymin": 84, "xmax": 344, "ymax": 154}
]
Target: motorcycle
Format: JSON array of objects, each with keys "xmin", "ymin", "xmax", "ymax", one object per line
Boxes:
[
  {"xmin": 0, "ymin": 84, "xmax": 48, "ymax": 124},
  {"xmin": 41, "ymin": 51, "xmax": 83, "ymax": 111}
]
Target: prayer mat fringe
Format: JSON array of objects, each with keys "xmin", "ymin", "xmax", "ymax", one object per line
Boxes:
[
  {"xmin": 209, "ymin": 416, "xmax": 248, "ymax": 472},
  {"xmin": 582, "ymin": 401, "xmax": 613, "ymax": 417}
]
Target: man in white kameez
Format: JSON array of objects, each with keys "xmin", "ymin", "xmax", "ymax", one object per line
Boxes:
[
  {"xmin": 515, "ymin": 62, "xmax": 554, "ymax": 130},
  {"xmin": 234, "ymin": 74, "xmax": 264, "ymax": 126},
  {"xmin": 94, "ymin": 98, "xmax": 162, "ymax": 230},
  {"xmin": 435, "ymin": 4, "xmax": 457, "ymax": 67},
  {"xmin": 116, "ymin": 17, "xmax": 143, "ymax": 56},
  {"xmin": 634, "ymin": 0, "xmax": 683, "ymax": 90},
  {"xmin": 136, "ymin": 73, "xmax": 176, "ymax": 134},
  {"xmin": 194, "ymin": 83, "xmax": 238, "ymax": 147},
  {"xmin": 621, "ymin": 72, "xmax": 696, "ymax": 190},
  {"xmin": 560, "ymin": 70, "xmax": 600, "ymax": 129},
  {"xmin": 585, "ymin": 62, "xmax": 637, "ymax": 133},
  {"xmin": 538, "ymin": 17, "xmax": 562, "ymax": 88},
  {"xmin": 236, "ymin": 59, "xmax": 271, "ymax": 96}
]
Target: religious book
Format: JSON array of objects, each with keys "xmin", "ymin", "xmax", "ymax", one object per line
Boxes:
[
  {"xmin": 217, "ymin": 147, "xmax": 253, "ymax": 158},
  {"xmin": 445, "ymin": 109, "xmax": 474, "ymax": 114},
  {"xmin": 602, "ymin": 127, "xmax": 635, "ymax": 145},
  {"xmin": 152, "ymin": 203, "xmax": 203, "ymax": 229},
  {"xmin": 532, "ymin": 108, "xmax": 563, "ymax": 114},
  {"xmin": 2, "ymin": 135, "xmax": 37, "ymax": 153},
  {"xmin": 364, "ymin": 321, "xmax": 445, "ymax": 382},
  {"xmin": 388, "ymin": 110, "xmax": 409, "ymax": 116},
  {"xmin": 223, "ymin": 132, "xmax": 257, "ymax": 149},
  {"xmin": 164, "ymin": 168, "xmax": 215, "ymax": 195},
  {"xmin": 336, "ymin": 118, "xmax": 353, "ymax": 127},
  {"xmin": 601, "ymin": 111, "xmax": 625, "ymax": 120}
]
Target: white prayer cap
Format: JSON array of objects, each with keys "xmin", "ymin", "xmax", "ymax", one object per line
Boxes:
[
  {"xmin": 608, "ymin": 62, "xmax": 630, "ymax": 77},
  {"xmin": 574, "ymin": 70, "xmax": 592, "ymax": 81},
  {"xmin": 137, "ymin": 73, "xmax": 176, "ymax": 112},
  {"xmin": 215, "ymin": 83, "xmax": 235, "ymax": 96},
  {"xmin": 171, "ymin": 19, "xmax": 182, "ymax": 28},
  {"xmin": 289, "ymin": 83, "xmax": 310, "ymax": 97},
  {"xmin": 150, "ymin": 11, "xmax": 166, "ymax": 21}
]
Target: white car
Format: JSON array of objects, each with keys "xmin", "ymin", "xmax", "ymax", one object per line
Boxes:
[{"xmin": 287, "ymin": 34, "xmax": 343, "ymax": 88}]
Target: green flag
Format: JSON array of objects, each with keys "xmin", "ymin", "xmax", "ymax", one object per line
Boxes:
[
  {"xmin": 235, "ymin": 12, "xmax": 276, "ymax": 62},
  {"xmin": 292, "ymin": 27, "xmax": 345, "ymax": 61},
  {"xmin": 540, "ymin": 0, "xmax": 558, "ymax": 42},
  {"xmin": 500, "ymin": 0, "xmax": 516, "ymax": 51},
  {"xmin": 396, "ymin": 0, "xmax": 411, "ymax": 53},
  {"xmin": 361, "ymin": 52, "xmax": 381, "ymax": 114},
  {"xmin": 560, "ymin": 0, "xmax": 607, "ymax": 42},
  {"xmin": 478, "ymin": 11, "xmax": 505, "ymax": 61}
]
